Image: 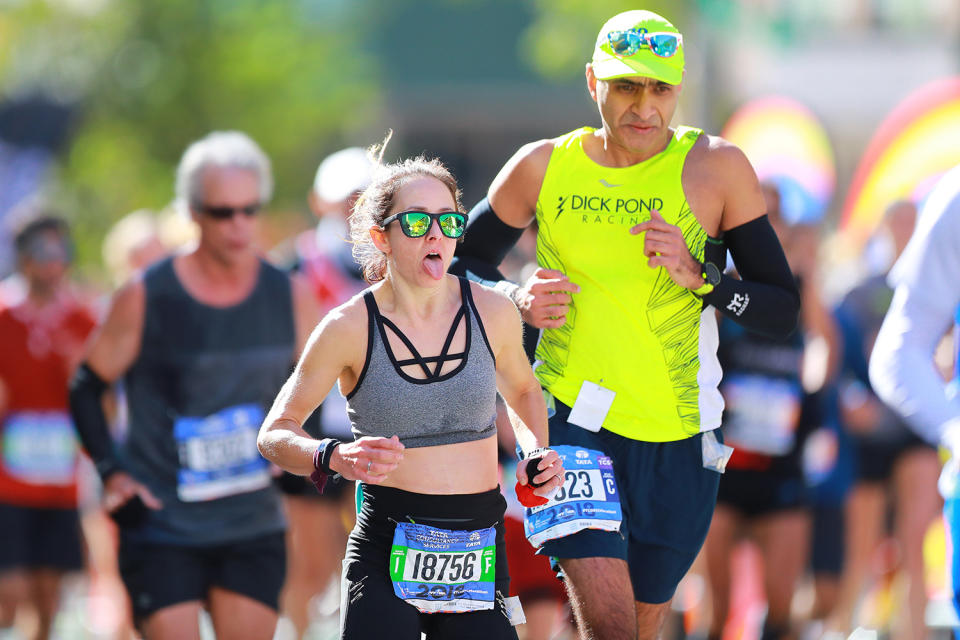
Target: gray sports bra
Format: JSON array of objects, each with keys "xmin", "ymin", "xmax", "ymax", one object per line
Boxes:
[{"xmin": 345, "ymin": 278, "xmax": 497, "ymax": 448}]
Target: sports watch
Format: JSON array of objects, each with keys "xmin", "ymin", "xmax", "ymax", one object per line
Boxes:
[{"xmin": 692, "ymin": 261, "xmax": 721, "ymax": 297}]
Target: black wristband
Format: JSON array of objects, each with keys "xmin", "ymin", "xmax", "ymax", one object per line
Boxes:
[
  {"xmin": 519, "ymin": 447, "xmax": 549, "ymax": 461},
  {"xmin": 313, "ymin": 438, "xmax": 342, "ymax": 475}
]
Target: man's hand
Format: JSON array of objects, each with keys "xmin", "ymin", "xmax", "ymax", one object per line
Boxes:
[
  {"xmin": 332, "ymin": 435, "xmax": 405, "ymax": 484},
  {"xmin": 631, "ymin": 210, "xmax": 703, "ymax": 289},
  {"xmin": 103, "ymin": 471, "xmax": 162, "ymax": 513},
  {"xmin": 515, "ymin": 268, "xmax": 580, "ymax": 329}
]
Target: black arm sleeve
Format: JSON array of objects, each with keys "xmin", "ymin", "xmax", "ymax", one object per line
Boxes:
[
  {"xmin": 702, "ymin": 215, "xmax": 801, "ymax": 338},
  {"xmin": 448, "ymin": 197, "xmax": 526, "ymax": 285},
  {"xmin": 68, "ymin": 363, "xmax": 122, "ymax": 481}
]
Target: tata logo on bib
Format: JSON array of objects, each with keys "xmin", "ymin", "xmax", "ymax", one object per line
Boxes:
[
  {"xmin": 555, "ymin": 194, "xmax": 664, "ymax": 224},
  {"xmin": 575, "ymin": 450, "xmax": 589, "ymax": 459}
]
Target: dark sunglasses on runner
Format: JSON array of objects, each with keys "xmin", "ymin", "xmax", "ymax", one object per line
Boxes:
[
  {"xmin": 194, "ymin": 202, "xmax": 261, "ymax": 219},
  {"xmin": 24, "ymin": 236, "xmax": 71, "ymax": 264},
  {"xmin": 381, "ymin": 211, "xmax": 467, "ymax": 239},
  {"xmin": 607, "ymin": 30, "xmax": 682, "ymax": 58}
]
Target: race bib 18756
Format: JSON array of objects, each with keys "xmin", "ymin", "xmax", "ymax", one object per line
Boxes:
[
  {"xmin": 174, "ymin": 403, "xmax": 269, "ymax": 502},
  {"xmin": 523, "ymin": 445, "xmax": 622, "ymax": 548},
  {"xmin": 389, "ymin": 521, "xmax": 496, "ymax": 614}
]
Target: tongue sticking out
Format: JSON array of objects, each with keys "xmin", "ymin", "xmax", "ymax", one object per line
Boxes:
[{"xmin": 423, "ymin": 255, "xmax": 444, "ymax": 280}]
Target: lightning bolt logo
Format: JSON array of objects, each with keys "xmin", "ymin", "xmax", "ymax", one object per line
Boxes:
[{"xmin": 556, "ymin": 195, "xmax": 567, "ymax": 221}]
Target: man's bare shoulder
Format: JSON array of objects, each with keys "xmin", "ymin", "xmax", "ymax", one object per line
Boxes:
[
  {"xmin": 490, "ymin": 138, "xmax": 557, "ymax": 226},
  {"xmin": 687, "ymin": 134, "xmax": 755, "ymax": 179},
  {"xmin": 83, "ymin": 274, "xmax": 148, "ymax": 380},
  {"xmin": 510, "ymin": 138, "xmax": 555, "ymax": 176},
  {"xmin": 108, "ymin": 275, "xmax": 147, "ymax": 321},
  {"xmin": 682, "ymin": 134, "xmax": 765, "ymax": 232}
]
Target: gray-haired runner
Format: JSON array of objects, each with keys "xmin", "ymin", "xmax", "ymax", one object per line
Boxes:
[{"xmin": 70, "ymin": 131, "xmax": 319, "ymax": 640}]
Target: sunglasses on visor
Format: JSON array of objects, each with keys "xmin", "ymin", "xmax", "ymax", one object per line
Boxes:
[
  {"xmin": 607, "ymin": 30, "xmax": 682, "ymax": 58},
  {"xmin": 381, "ymin": 211, "xmax": 467, "ymax": 239},
  {"xmin": 195, "ymin": 203, "xmax": 261, "ymax": 219}
]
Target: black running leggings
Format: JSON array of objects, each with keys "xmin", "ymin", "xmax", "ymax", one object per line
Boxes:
[{"xmin": 340, "ymin": 484, "xmax": 518, "ymax": 640}]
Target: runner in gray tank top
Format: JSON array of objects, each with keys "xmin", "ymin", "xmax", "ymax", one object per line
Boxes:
[
  {"xmin": 258, "ymin": 137, "xmax": 564, "ymax": 640},
  {"xmin": 70, "ymin": 131, "xmax": 319, "ymax": 640}
]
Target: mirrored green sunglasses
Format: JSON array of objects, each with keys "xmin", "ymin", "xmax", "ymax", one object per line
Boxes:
[
  {"xmin": 607, "ymin": 29, "xmax": 682, "ymax": 58},
  {"xmin": 381, "ymin": 211, "xmax": 467, "ymax": 239}
]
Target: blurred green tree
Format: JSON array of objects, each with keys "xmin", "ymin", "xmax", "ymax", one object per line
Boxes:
[{"xmin": 0, "ymin": 0, "xmax": 379, "ymax": 273}]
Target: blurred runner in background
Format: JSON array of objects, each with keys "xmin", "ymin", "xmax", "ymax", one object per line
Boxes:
[
  {"xmin": 705, "ymin": 183, "xmax": 839, "ymax": 640},
  {"xmin": 273, "ymin": 147, "xmax": 372, "ymax": 638},
  {"xmin": 101, "ymin": 209, "xmax": 171, "ymax": 289},
  {"xmin": 870, "ymin": 166, "xmax": 960, "ymax": 639},
  {"xmin": 831, "ymin": 200, "xmax": 940, "ymax": 640},
  {"xmin": 69, "ymin": 131, "xmax": 318, "ymax": 640},
  {"xmin": 801, "ymin": 388, "xmax": 855, "ymax": 636},
  {"xmin": 0, "ymin": 215, "xmax": 97, "ymax": 640},
  {"xmin": 77, "ymin": 207, "xmax": 186, "ymax": 639}
]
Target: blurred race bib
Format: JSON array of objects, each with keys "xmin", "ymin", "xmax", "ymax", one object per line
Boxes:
[
  {"xmin": 2, "ymin": 411, "xmax": 77, "ymax": 485},
  {"xmin": 174, "ymin": 403, "xmax": 269, "ymax": 502},
  {"xmin": 721, "ymin": 374, "xmax": 801, "ymax": 456}
]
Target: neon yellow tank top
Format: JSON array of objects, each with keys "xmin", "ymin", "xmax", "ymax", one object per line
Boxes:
[{"xmin": 534, "ymin": 126, "xmax": 723, "ymax": 442}]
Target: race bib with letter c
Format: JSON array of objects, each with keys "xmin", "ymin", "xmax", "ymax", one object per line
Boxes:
[{"xmin": 523, "ymin": 445, "xmax": 622, "ymax": 548}]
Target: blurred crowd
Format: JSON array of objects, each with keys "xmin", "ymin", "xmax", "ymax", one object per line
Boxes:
[{"xmin": 0, "ymin": 132, "xmax": 954, "ymax": 640}]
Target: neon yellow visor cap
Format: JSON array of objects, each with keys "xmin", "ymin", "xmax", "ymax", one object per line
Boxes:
[{"xmin": 591, "ymin": 10, "xmax": 685, "ymax": 85}]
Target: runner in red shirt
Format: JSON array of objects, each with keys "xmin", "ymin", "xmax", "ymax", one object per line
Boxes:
[{"xmin": 0, "ymin": 216, "xmax": 96, "ymax": 640}]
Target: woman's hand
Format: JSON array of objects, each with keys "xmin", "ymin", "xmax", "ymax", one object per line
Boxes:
[
  {"xmin": 516, "ymin": 448, "xmax": 565, "ymax": 499},
  {"xmin": 332, "ymin": 435, "xmax": 405, "ymax": 484}
]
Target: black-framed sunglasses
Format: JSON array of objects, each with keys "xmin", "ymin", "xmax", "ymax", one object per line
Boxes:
[
  {"xmin": 24, "ymin": 236, "xmax": 72, "ymax": 264},
  {"xmin": 194, "ymin": 202, "xmax": 262, "ymax": 219},
  {"xmin": 381, "ymin": 211, "xmax": 467, "ymax": 239}
]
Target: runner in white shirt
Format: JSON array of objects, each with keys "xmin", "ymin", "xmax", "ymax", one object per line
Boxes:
[{"xmin": 870, "ymin": 163, "xmax": 960, "ymax": 626}]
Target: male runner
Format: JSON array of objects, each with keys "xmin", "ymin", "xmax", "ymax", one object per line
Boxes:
[
  {"xmin": 706, "ymin": 185, "xmax": 832, "ymax": 640},
  {"xmin": 0, "ymin": 216, "xmax": 96, "ymax": 640},
  {"xmin": 69, "ymin": 131, "xmax": 317, "ymax": 640},
  {"xmin": 869, "ymin": 165, "xmax": 960, "ymax": 629},
  {"xmin": 451, "ymin": 10, "xmax": 799, "ymax": 639},
  {"xmin": 832, "ymin": 200, "xmax": 938, "ymax": 640}
]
